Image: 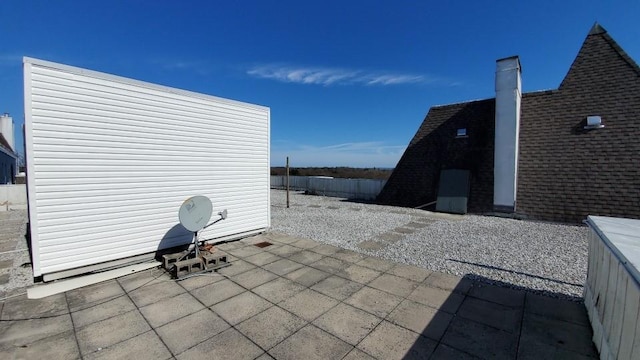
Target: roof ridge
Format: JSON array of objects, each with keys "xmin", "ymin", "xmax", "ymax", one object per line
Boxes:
[{"xmin": 597, "ymin": 28, "xmax": 640, "ymax": 77}]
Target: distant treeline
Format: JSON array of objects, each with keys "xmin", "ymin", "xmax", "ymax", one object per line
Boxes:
[{"xmin": 270, "ymin": 167, "xmax": 393, "ymax": 180}]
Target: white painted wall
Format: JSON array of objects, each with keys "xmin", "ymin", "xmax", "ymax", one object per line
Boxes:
[
  {"xmin": 0, "ymin": 184, "xmax": 27, "ymax": 211},
  {"xmin": 493, "ymin": 56, "xmax": 521, "ymax": 211},
  {"xmin": 0, "ymin": 113, "xmax": 14, "ymax": 152},
  {"xmin": 23, "ymin": 57, "xmax": 270, "ymax": 277}
]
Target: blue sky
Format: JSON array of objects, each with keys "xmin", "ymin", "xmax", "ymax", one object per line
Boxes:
[{"xmin": 1, "ymin": 1, "xmax": 638, "ymax": 167}]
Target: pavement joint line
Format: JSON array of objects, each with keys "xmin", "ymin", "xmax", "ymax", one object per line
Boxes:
[
  {"xmin": 64, "ymin": 291, "xmax": 84, "ymax": 360},
  {"xmin": 514, "ymin": 289, "xmax": 529, "ymax": 358},
  {"xmin": 112, "ymin": 276, "xmax": 174, "ymax": 358}
]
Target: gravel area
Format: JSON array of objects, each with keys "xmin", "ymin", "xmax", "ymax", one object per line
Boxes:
[{"xmin": 270, "ymin": 190, "xmax": 590, "ymax": 300}]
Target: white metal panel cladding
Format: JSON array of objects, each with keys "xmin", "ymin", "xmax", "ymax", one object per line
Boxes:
[{"xmin": 23, "ymin": 57, "xmax": 270, "ymax": 276}]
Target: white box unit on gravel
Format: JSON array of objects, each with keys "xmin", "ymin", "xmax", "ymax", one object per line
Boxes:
[{"xmin": 23, "ymin": 57, "xmax": 270, "ymax": 279}]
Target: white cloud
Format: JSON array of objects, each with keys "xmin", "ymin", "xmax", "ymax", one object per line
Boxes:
[
  {"xmin": 271, "ymin": 141, "xmax": 405, "ymax": 167},
  {"xmin": 248, "ymin": 64, "xmax": 430, "ymax": 87},
  {"xmin": 151, "ymin": 58, "xmax": 213, "ymax": 75}
]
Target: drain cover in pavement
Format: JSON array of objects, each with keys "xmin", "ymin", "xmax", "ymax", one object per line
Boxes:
[{"xmin": 254, "ymin": 241, "xmax": 273, "ymax": 248}]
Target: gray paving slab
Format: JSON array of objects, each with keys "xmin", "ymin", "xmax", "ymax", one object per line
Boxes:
[
  {"xmin": 0, "ymin": 314, "xmax": 73, "ymax": 349},
  {"xmin": 190, "ymin": 278, "xmax": 245, "ymax": 306},
  {"xmin": 214, "ymin": 241, "xmax": 243, "ymax": 251},
  {"xmin": 356, "ymin": 257, "xmax": 395, "ymax": 272},
  {"xmin": 310, "ymin": 243, "xmax": 342, "ymax": 256},
  {"xmin": 210, "ymin": 291, "xmax": 272, "ymax": 325},
  {"xmin": 268, "ymin": 324, "xmax": 352, "ymax": 360},
  {"xmin": 128, "ymin": 279, "xmax": 186, "ymax": 307},
  {"xmin": 337, "ymin": 264, "xmax": 382, "ymax": 284},
  {"xmin": 290, "ymin": 238, "xmax": 320, "ymax": 249},
  {"xmin": 236, "ymin": 306, "xmax": 306, "ymax": 349},
  {"xmin": 66, "ymin": 280, "xmax": 125, "ymax": 311},
  {"xmin": 408, "ymin": 284, "xmax": 465, "ymax": 314},
  {"xmin": 375, "ymin": 232, "xmax": 403, "ymax": 243},
  {"xmin": 311, "ymin": 275, "xmax": 363, "ymax": 301},
  {"xmin": 345, "ymin": 286, "xmax": 402, "ymax": 318},
  {"xmin": 313, "ymin": 303, "xmax": 381, "ymax": 345},
  {"xmin": 287, "ymin": 250, "xmax": 324, "ymax": 265},
  {"xmin": 343, "ymin": 347, "xmax": 376, "ymax": 360},
  {"xmin": 156, "ymin": 308, "xmax": 229, "ymax": 355},
  {"xmin": 440, "ymin": 317, "xmax": 518, "ymax": 359},
  {"xmin": 227, "ymin": 245, "xmax": 264, "ymax": 258},
  {"xmin": 1, "ymin": 293, "xmax": 68, "ymax": 320},
  {"xmin": 71, "ymin": 295, "xmax": 137, "ymax": 329},
  {"xmin": 284, "ymin": 266, "xmax": 331, "ymax": 287},
  {"xmin": 357, "ymin": 320, "xmax": 437, "ymax": 360},
  {"xmin": 331, "ymin": 249, "xmax": 366, "ymax": 263},
  {"xmin": 263, "ymin": 258, "xmax": 304, "ymax": 276},
  {"xmin": 423, "ymin": 272, "xmax": 474, "ymax": 294},
  {"xmin": 216, "ymin": 259, "xmax": 256, "ymax": 277},
  {"xmin": 117, "ymin": 269, "xmax": 168, "ymax": 292},
  {"xmin": 517, "ymin": 335, "xmax": 597, "ymax": 360},
  {"xmin": 252, "ymin": 277, "xmax": 306, "ymax": 304},
  {"xmin": 255, "ymin": 354, "xmax": 276, "ymax": 360},
  {"xmin": 75, "ymin": 310, "xmax": 150, "ymax": 356},
  {"xmin": 468, "ymin": 283, "xmax": 525, "ymax": 308},
  {"xmin": 430, "ymin": 344, "xmax": 479, "ymax": 359},
  {"xmin": 0, "ymin": 330, "xmax": 80, "ymax": 360},
  {"xmin": 83, "ymin": 330, "xmax": 172, "ymax": 360},
  {"xmin": 267, "ymin": 244, "xmax": 302, "ymax": 257},
  {"xmin": 368, "ymin": 273, "xmax": 419, "ymax": 297},
  {"xmin": 243, "ymin": 251, "xmax": 283, "ymax": 266},
  {"xmin": 386, "ymin": 299, "xmax": 453, "ymax": 342},
  {"xmin": 520, "ymin": 312, "xmax": 597, "ymax": 357},
  {"xmin": 279, "ymin": 289, "xmax": 339, "ymax": 322},
  {"xmin": 393, "ymin": 227, "xmax": 415, "ymax": 234},
  {"xmin": 231, "ymin": 267, "xmax": 278, "ymax": 289},
  {"xmin": 387, "ymin": 263, "xmax": 432, "ymax": 282},
  {"xmin": 266, "ymin": 233, "xmax": 301, "ymax": 245},
  {"xmin": 309, "ymin": 257, "xmax": 350, "ymax": 274},
  {"xmin": 175, "ymin": 327, "xmax": 264, "ymax": 360},
  {"xmin": 139, "ymin": 292, "xmax": 204, "ymax": 328},
  {"xmin": 458, "ymin": 296, "xmax": 523, "ymax": 334},
  {"xmin": 357, "ymin": 240, "xmax": 386, "ymax": 251},
  {"xmin": 176, "ymin": 272, "xmax": 225, "ymax": 291},
  {"xmin": 525, "ymin": 292, "xmax": 590, "ymax": 326}
]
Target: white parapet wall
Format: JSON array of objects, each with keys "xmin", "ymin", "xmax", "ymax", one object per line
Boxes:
[
  {"xmin": 0, "ymin": 184, "xmax": 27, "ymax": 211},
  {"xmin": 584, "ymin": 216, "xmax": 640, "ymax": 360},
  {"xmin": 270, "ymin": 176, "xmax": 386, "ymax": 201}
]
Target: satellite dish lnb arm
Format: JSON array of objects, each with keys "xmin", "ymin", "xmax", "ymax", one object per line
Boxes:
[{"xmin": 203, "ymin": 209, "xmax": 228, "ymax": 230}]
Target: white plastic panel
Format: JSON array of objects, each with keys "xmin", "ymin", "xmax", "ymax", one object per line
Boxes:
[{"xmin": 23, "ymin": 57, "xmax": 270, "ymax": 276}]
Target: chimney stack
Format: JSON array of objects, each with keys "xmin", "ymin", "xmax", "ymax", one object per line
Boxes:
[
  {"xmin": 493, "ymin": 56, "xmax": 522, "ymax": 212},
  {"xmin": 0, "ymin": 113, "xmax": 14, "ymax": 152}
]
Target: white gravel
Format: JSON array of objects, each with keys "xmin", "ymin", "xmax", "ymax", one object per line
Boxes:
[{"xmin": 270, "ymin": 190, "xmax": 590, "ymax": 300}]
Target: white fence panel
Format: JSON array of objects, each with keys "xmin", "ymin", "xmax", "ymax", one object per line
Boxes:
[{"xmin": 270, "ymin": 176, "xmax": 385, "ymax": 200}]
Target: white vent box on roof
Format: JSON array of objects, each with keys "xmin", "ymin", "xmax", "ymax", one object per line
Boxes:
[
  {"xmin": 585, "ymin": 116, "xmax": 604, "ymax": 129},
  {"xmin": 23, "ymin": 57, "xmax": 270, "ymax": 279}
]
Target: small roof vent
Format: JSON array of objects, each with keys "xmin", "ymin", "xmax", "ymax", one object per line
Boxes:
[{"xmin": 584, "ymin": 116, "xmax": 604, "ymax": 130}]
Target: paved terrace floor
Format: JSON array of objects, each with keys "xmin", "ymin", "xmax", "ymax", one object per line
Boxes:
[{"xmin": 0, "ymin": 232, "xmax": 598, "ymax": 359}]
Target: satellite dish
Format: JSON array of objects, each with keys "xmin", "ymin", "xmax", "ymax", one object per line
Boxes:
[{"xmin": 179, "ymin": 195, "xmax": 213, "ymax": 232}]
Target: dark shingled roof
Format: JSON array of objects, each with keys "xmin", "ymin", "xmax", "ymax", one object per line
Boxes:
[{"xmin": 377, "ymin": 24, "xmax": 640, "ymax": 223}]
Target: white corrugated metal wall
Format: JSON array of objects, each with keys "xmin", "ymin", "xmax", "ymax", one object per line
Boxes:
[{"xmin": 24, "ymin": 57, "xmax": 270, "ymax": 277}]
